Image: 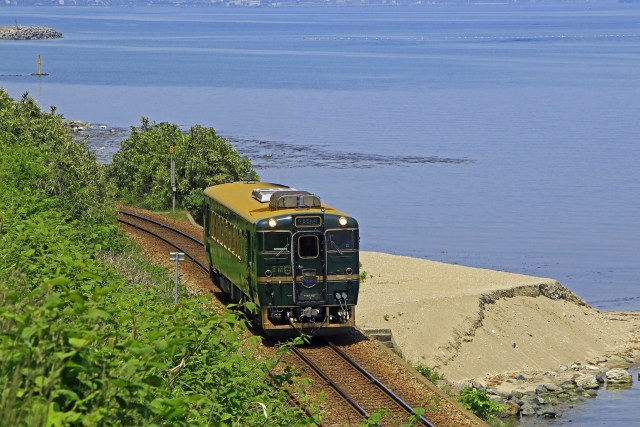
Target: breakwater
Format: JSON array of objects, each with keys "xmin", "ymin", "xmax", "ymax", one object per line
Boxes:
[{"xmin": 0, "ymin": 26, "xmax": 62, "ymax": 40}]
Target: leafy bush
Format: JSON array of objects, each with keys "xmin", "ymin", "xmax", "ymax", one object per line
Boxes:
[
  {"xmin": 0, "ymin": 191, "xmax": 311, "ymax": 426},
  {"xmin": 108, "ymin": 118, "xmax": 257, "ymax": 222},
  {"xmin": 0, "ymin": 93, "xmax": 310, "ymax": 426},
  {"xmin": 0, "ymin": 89, "xmax": 114, "ymax": 222},
  {"xmin": 458, "ymin": 387, "xmax": 502, "ymax": 422}
]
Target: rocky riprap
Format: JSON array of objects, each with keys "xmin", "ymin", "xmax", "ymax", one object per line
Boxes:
[
  {"xmin": 0, "ymin": 26, "xmax": 62, "ymax": 40},
  {"xmin": 65, "ymin": 120, "xmax": 128, "ymax": 164},
  {"xmin": 472, "ymin": 365, "xmax": 635, "ymax": 419}
]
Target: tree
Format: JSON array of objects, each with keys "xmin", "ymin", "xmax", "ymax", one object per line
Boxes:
[{"xmin": 108, "ymin": 119, "xmax": 257, "ymax": 221}]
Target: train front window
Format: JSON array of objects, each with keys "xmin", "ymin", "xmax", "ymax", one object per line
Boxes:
[
  {"xmin": 298, "ymin": 235, "xmax": 319, "ymax": 259},
  {"xmin": 258, "ymin": 232, "xmax": 291, "ymax": 254},
  {"xmin": 326, "ymin": 230, "xmax": 359, "ymax": 252}
]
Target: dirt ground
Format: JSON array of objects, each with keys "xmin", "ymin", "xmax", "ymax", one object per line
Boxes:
[{"xmin": 357, "ymin": 252, "xmax": 640, "ymax": 391}]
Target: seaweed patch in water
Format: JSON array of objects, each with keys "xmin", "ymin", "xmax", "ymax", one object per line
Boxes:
[
  {"xmin": 70, "ymin": 125, "xmax": 473, "ymax": 169},
  {"xmin": 227, "ymin": 137, "xmax": 473, "ymax": 170}
]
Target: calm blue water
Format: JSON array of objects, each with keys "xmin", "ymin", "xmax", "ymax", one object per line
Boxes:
[
  {"xmin": 2, "ymin": 4, "xmax": 639, "ymax": 424},
  {"xmin": 1, "ymin": 4, "xmax": 639, "ymax": 309},
  {"xmin": 517, "ymin": 367, "xmax": 640, "ymax": 427}
]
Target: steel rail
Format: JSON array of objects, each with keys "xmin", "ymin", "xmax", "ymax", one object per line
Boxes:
[
  {"xmin": 116, "ymin": 216, "xmax": 209, "ymax": 272},
  {"xmin": 289, "ymin": 346, "xmax": 370, "ymax": 420},
  {"xmin": 325, "ymin": 339, "xmax": 436, "ymax": 427},
  {"xmin": 117, "ymin": 210, "xmax": 205, "ymax": 246}
]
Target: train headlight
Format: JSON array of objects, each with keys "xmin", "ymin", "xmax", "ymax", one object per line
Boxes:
[
  {"xmin": 265, "ymin": 269, "xmax": 272, "ymax": 277},
  {"xmin": 268, "ymin": 218, "xmax": 277, "ymax": 228},
  {"xmin": 338, "ymin": 216, "xmax": 348, "ymax": 227},
  {"xmin": 346, "ymin": 267, "xmax": 353, "ymax": 275},
  {"xmin": 341, "ymin": 291, "xmax": 348, "ymax": 299}
]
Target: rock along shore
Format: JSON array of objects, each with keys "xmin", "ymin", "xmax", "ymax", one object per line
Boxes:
[
  {"xmin": 357, "ymin": 251, "xmax": 640, "ymax": 420},
  {"xmin": 0, "ymin": 26, "xmax": 62, "ymax": 40}
]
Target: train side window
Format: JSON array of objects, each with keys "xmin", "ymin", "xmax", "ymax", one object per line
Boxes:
[
  {"xmin": 210, "ymin": 212, "xmax": 217, "ymax": 240},
  {"xmin": 298, "ymin": 235, "xmax": 319, "ymax": 259}
]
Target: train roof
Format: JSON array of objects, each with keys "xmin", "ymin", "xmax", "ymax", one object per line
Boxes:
[{"xmin": 203, "ymin": 181, "xmax": 349, "ymax": 223}]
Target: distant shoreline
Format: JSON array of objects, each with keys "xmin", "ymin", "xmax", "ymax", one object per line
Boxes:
[
  {"xmin": 0, "ymin": 1, "xmax": 629, "ymax": 8},
  {"xmin": 0, "ymin": 25, "xmax": 62, "ymax": 40}
]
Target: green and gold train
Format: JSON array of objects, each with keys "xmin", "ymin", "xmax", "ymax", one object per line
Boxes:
[{"xmin": 203, "ymin": 181, "xmax": 359, "ymax": 336}]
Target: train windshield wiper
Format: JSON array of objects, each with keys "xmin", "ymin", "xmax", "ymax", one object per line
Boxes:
[
  {"xmin": 330, "ymin": 240, "xmax": 343, "ymax": 255},
  {"xmin": 275, "ymin": 243, "xmax": 290, "ymax": 257}
]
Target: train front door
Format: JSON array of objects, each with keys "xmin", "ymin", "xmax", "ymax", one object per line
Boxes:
[{"xmin": 292, "ymin": 232, "xmax": 326, "ymax": 304}]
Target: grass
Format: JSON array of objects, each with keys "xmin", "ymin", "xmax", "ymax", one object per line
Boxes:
[{"xmin": 155, "ymin": 208, "xmax": 193, "ymax": 223}]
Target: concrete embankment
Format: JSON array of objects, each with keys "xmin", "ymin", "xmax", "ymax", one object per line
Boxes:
[
  {"xmin": 357, "ymin": 251, "xmax": 640, "ymax": 418},
  {"xmin": 0, "ymin": 26, "xmax": 62, "ymax": 40}
]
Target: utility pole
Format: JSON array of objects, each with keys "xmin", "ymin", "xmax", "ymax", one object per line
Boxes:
[{"xmin": 170, "ymin": 143, "xmax": 176, "ymax": 213}]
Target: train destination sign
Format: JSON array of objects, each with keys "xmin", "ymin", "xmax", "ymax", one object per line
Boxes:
[{"xmin": 295, "ymin": 216, "xmax": 322, "ymax": 227}]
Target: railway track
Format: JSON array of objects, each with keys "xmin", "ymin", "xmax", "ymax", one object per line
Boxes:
[
  {"xmin": 117, "ymin": 210, "xmax": 208, "ymax": 269},
  {"xmin": 117, "ymin": 209, "xmax": 438, "ymax": 427},
  {"xmin": 291, "ymin": 339, "xmax": 435, "ymax": 426}
]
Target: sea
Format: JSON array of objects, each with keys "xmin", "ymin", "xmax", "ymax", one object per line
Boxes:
[{"xmin": 1, "ymin": 4, "xmax": 639, "ymax": 424}]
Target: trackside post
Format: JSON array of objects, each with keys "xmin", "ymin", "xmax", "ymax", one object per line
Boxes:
[{"xmin": 169, "ymin": 252, "xmax": 185, "ymax": 303}]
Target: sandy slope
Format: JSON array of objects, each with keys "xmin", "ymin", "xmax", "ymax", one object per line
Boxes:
[{"xmin": 357, "ymin": 252, "xmax": 640, "ymax": 388}]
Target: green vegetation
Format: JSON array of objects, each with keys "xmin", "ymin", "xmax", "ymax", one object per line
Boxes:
[
  {"xmin": 414, "ymin": 364, "xmax": 443, "ymax": 383},
  {"xmin": 0, "ymin": 89, "xmax": 313, "ymax": 425},
  {"xmin": 362, "ymin": 406, "xmax": 435, "ymax": 426},
  {"xmin": 359, "ymin": 270, "xmax": 368, "ymax": 282},
  {"xmin": 413, "ymin": 362, "xmax": 505, "ymax": 423},
  {"xmin": 156, "ymin": 208, "xmax": 192, "ymax": 222},
  {"xmin": 359, "ymin": 262, "xmax": 368, "ymax": 282},
  {"xmin": 108, "ymin": 118, "xmax": 257, "ymax": 222},
  {"xmin": 458, "ymin": 386, "xmax": 502, "ymax": 422},
  {"xmin": 0, "ymin": 91, "xmax": 113, "ymax": 222}
]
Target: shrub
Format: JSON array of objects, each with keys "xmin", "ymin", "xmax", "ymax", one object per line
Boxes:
[
  {"xmin": 0, "ymin": 95, "xmax": 309, "ymax": 426},
  {"xmin": 0, "ymin": 89, "xmax": 114, "ymax": 223},
  {"xmin": 0, "ymin": 184, "xmax": 310, "ymax": 427},
  {"xmin": 458, "ymin": 386, "xmax": 502, "ymax": 421},
  {"xmin": 108, "ymin": 118, "xmax": 257, "ymax": 222}
]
